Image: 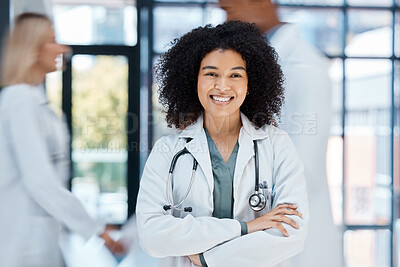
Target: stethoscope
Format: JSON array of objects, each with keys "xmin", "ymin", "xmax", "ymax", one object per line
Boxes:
[{"xmin": 163, "ymin": 139, "xmax": 268, "ymax": 213}]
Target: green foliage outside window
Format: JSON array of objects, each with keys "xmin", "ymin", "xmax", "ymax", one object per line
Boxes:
[{"xmin": 72, "ymin": 56, "xmax": 129, "ymax": 151}]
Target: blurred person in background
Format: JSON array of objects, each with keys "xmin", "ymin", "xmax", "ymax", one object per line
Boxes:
[
  {"xmin": 0, "ymin": 12, "xmax": 124, "ymax": 267},
  {"xmin": 218, "ymin": 1, "xmax": 342, "ymax": 266}
]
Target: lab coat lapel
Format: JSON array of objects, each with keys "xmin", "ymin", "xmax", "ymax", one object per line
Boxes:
[
  {"xmin": 234, "ymin": 114, "xmax": 269, "ymax": 193},
  {"xmin": 234, "ymin": 128, "xmax": 254, "ymax": 191},
  {"xmin": 179, "ymin": 115, "xmax": 213, "ymax": 193}
]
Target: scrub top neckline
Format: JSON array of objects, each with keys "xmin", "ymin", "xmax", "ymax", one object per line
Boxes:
[{"xmin": 204, "ymin": 128, "xmax": 239, "ymax": 165}]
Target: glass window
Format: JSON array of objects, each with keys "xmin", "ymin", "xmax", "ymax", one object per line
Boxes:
[
  {"xmin": 279, "ymin": 8, "xmax": 343, "ymax": 56},
  {"xmin": 395, "ymin": 219, "xmax": 400, "ymax": 267},
  {"xmin": 346, "ymin": 10, "xmax": 393, "ymax": 57},
  {"xmin": 153, "ymin": 6, "xmax": 203, "ymax": 53},
  {"xmin": 344, "ymin": 59, "xmax": 392, "ymax": 225},
  {"xmin": 276, "ymin": 0, "xmax": 343, "ymax": 5},
  {"xmin": 71, "ymin": 55, "xmax": 129, "ymax": 224},
  {"xmin": 204, "ymin": 6, "xmax": 226, "ymax": 25},
  {"xmin": 395, "ymin": 12, "xmax": 400, "ymax": 58},
  {"xmin": 344, "ymin": 230, "xmax": 391, "ymax": 267},
  {"xmin": 53, "ymin": 2, "xmax": 137, "ymax": 46},
  {"xmin": 394, "ymin": 61, "xmax": 400, "ymax": 221},
  {"xmin": 330, "ymin": 58, "xmax": 344, "ymax": 135},
  {"xmin": 347, "ymin": 0, "xmax": 393, "ymax": 7}
]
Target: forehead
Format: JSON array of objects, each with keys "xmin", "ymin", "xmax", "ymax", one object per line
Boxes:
[{"xmin": 200, "ymin": 49, "xmax": 246, "ymax": 67}]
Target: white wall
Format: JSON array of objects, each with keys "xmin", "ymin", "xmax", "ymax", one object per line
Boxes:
[{"xmin": 11, "ymin": 0, "xmax": 53, "ymax": 20}]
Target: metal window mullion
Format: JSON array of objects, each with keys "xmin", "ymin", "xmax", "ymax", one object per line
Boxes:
[
  {"xmin": 342, "ymin": 0, "xmax": 348, "ymax": 231},
  {"xmin": 341, "ymin": 3, "xmax": 348, "ymax": 267},
  {"xmin": 278, "ymin": 3, "xmax": 398, "ymax": 11},
  {"xmin": 390, "ymin": 1, "xmax": 396, "ymax": 266},
  {"xmin": 147, "ymin": 0, "xmax": 154, "ymax": 153},
  {"xmin": 62, "ymin": 58, "xmax": 73, "ymax": 190},
  {"xmin": 346, "ymin": 224, "xmax": 392, "ymax": 230}
]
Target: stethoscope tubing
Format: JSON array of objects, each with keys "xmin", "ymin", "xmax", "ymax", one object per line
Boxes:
[{"xmin": 165, "ymin": 138, "xmax": 268, "ymax": 213}]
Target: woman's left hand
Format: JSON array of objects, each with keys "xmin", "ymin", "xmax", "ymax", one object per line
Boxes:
[{"xmin": 188, "ymin": 254, "xmax": 202, "ymax": 266}]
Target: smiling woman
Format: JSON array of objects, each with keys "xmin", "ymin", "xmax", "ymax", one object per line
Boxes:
[{"xmin": 136, "ymin": 21, "xmax": 308, "ymax": 267}]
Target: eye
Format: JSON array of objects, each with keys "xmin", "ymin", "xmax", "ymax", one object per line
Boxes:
[
  {"xmin": 205, "ymin": 72, "xmax": 218, "ymax": 77},
  {"xmin": 231, "ymin": 73, "xmax": 242, "ymax": 78}
]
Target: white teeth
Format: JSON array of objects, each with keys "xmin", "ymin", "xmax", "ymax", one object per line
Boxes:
[{"xmin": 212, "ymin": 96, "xmax": 231, "ymax": 102}]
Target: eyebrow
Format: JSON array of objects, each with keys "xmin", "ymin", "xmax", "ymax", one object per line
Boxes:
[{"xmin": 201, "ymin": 66, "xmax": 246, "ymax": 71}]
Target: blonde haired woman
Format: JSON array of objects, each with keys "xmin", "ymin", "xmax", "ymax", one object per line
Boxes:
[{"xmin": 0, "ymin": 13, "xmax": 123, "ymax": 266}]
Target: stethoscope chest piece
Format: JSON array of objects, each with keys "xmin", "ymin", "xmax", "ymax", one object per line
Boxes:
[{"xmin": 249, "ymin": 192, "xmax": 266, "ymax": 212}]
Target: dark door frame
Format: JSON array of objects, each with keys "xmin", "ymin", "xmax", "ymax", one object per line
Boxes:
[
  {"xmin": 0, "ymin": 0, "xmax": 10, "ymax": 74},
  {"xmin": 62, "ymin": 44, "xmax": 140, "ymax": 219}
]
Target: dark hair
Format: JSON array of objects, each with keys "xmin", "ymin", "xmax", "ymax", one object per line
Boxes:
[{"xmin": 156, "ymin": 20, "xmax": 285, "ymax": 129}]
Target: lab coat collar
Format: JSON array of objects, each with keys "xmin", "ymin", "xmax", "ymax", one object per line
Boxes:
[
  {"xmin": 178, "ymin": 112, "xmax": 269, "ymax": 141},
  {"xmin": 239, "ymin": 113, "xmax": 269, "ymax": 141},
  {"xmin": 33, "ymin": 84, "xmax": 49, "ymax": 105}
]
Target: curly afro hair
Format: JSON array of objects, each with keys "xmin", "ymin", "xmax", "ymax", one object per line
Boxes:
[{"xmin": 156, "ymin": 20, "xmax": 285, "ymax": 129}]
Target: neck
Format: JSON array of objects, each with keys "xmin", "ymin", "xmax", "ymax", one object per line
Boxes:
[
  {"xmin": 204, "ymin": 111, "xmax": 242, "ymax": 137},
  {"xmin": 28, "ymin": 65, "xmax": 46, "ymax": 85}
]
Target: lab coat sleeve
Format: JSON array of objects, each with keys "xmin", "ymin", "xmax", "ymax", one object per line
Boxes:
[
  {"xmin": 7, "ymin": 93, "xmax": 104, "ymax": 240},
  {"xmin": 136, "ymin": 137, "xmax": 242, "ymax": 258},
  {"xmin": 202, "ymin": 129, "xmax": 309, "ymax": 267}
]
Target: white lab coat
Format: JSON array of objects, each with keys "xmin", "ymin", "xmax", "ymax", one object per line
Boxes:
[
  {"xmin": 0, "ymin": 84, "xmax": 104, "ymax": 267},
  {"xmin": 136, "ymin": 113, "xmax": 309, "ymax": 267},
  {"xmin": 270, "ymin": 24, "xmax": 343, "ymax": 267}
]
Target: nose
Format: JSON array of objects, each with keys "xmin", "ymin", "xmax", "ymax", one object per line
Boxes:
[
  {"xmin": 215, "ymin": 77, "xmax": 231, "ymax": 92},
  {"xmin": 60, "ymin": 44, "xmax": 71, "ymax": 55},
  {"xmin": 59, "ymin": 44, "xmax": 72, "ymax": 62}
]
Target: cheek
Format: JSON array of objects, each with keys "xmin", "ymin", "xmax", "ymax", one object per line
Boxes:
[
  {"xmin": 197, "ymin": 78, "xmax": 209, "ymax": 100},
  {"xmin": 40, "ymin": 47, "xmax": 57, "ymax": 64},
  {"xmin": 236, "ymin": 81, "xmax": 248, "ymax": 100}
]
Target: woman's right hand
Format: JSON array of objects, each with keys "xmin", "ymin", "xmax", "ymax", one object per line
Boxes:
[
  {"xmin": 246, "ymin": 203, "xmax": 303, "ymax": 236},
  {"xmin": 100, "ymin": 231, "xmax": 127, "ymax": 255}
]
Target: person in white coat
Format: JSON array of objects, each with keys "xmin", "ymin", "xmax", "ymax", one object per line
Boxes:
[
  {"xmin": 0, "ymin": 13, "xmax": 123, "ymax": 267},
  {"xmin": 218, "ymin": 1, "xmax": 343, "ymax": 266},
  {"xmin": 136, "ymin": 21, "xmax": 308, "ymax": 267}
]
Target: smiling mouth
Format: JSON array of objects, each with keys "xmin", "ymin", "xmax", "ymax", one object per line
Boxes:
[{"xmin": 210, "ymin": 95, "xmax": 234, "ymax": 102}]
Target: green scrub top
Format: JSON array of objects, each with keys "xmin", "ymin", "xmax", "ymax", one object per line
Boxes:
[
  {"xmin": 204, "ymin": 128, "xmax": 239, "ymax": 219},
  {"xmin": 201, "ymin": 129, "xmax": 247, "ymax": 267}
]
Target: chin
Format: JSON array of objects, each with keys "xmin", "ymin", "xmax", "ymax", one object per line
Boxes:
[{"xmin": 209, "ymin": 109, "xmax": 238, "ymax": 118}]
